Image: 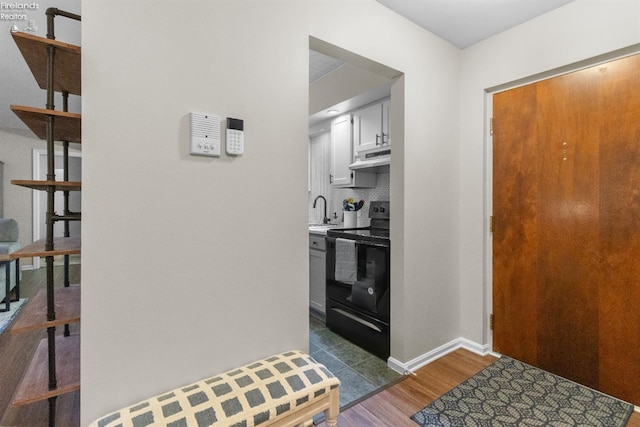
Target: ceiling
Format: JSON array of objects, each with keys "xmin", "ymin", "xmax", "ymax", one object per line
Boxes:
[
  {"xmin": 310, "ymin": 0, "xmax": 577, "ymax": 83},
  {"xmin": 375, "ymin": 0, "xmax": 575, "ymax": 49},
  {"xmin": 310, "ymin": 50, "xmax": 345, "ymax": 84},
  {"xmin": 309, "ymin": 0, "xmax": 576, "ymax": 127}
]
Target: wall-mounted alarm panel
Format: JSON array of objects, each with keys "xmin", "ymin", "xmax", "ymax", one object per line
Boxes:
[
  {"xmin": 190, "ymin": 112, "xmax": 221, "ymax": 157},
  {"xmin": 226, "ymin": 117, "xmax": 244, "ymax": 155}
]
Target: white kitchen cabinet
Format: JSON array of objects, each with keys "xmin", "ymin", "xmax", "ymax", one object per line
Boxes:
[
  {"xmin": 309, "ymin": 233, "xmax": 326, "ymax": 314},
  {"xmin": 330, "ymin": 114, "xmax": 376, "ymax": 188},
  {"xmin": 382, "ymin": 98, "xmax": 391, "ymax": 146},
  {"xmin": 353, "ymin": 98, "xmax": 391, "ymax": 154}
]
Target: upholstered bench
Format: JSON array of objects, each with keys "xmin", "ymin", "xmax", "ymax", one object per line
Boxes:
[{"xmin": 89, "ymin": 350, "xmax": 340, "ymax": 427}]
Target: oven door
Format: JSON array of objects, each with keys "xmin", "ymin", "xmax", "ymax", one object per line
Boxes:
[
  {"xmin": 326, "ymin": 237, "xmax": 390, "ymax": 321},
  {"xmin": 326, "ymin": 299, "xmax": 390, "ymax": 360}
]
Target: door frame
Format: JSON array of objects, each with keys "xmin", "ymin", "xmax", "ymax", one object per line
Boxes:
[{"xmin": 483, "ymin": 44, "xmax": 640, "ymax": 354}]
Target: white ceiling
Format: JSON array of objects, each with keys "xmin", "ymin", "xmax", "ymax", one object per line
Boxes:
[
  {"xmin": 309, "ymin": 50, "xmax": 345, "ymax": 83},
  {"xmin": 375, "ymin": 0, "xmax": 575, "ymax": 49},
  {"xmin": 309, "ymin": 0, "xmax": 576, "ymax": 128},
  {"xmin": 309, "ymin": 0, "xmax": 577, "ymax": 83}
]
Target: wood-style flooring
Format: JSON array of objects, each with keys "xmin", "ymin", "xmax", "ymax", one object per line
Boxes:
[
  {"xmin": 1, "ymin": 267, "xmax": 638, "ymax": 426},
  {"xmin": 0, "ymin": 264, "xmax": 80, "ymax": 427},
  {"xmin": 318, "ymin": 348, "xmax": 640, "ymax": 427}
]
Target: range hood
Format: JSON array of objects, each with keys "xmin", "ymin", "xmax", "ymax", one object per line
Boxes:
[{"xmin": 349, "ymin": 148, "xmax": 391, "ymax": 170}]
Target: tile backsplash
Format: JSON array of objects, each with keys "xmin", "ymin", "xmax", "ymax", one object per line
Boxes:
[{"xmin": 309, "ymin": 130, "xmax": 390, "ymax": 227}]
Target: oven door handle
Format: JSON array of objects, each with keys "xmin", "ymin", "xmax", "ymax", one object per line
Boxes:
[
  {"xmin": 327, "ymin": 236, "xmax": 389, "ymax": 248},
  {"xmin": 331, "ymin": 308, "xmax": 382, "ymax": 333}
]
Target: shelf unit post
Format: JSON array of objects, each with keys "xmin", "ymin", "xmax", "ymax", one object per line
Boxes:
[
  {"xmin": 45, "ymin": 20, "xmax": 59, "ymax": 427},
  {"xmin": 62, "ymin": 90, "xmax": 72, "ymax": 337},
  {"xmin": 7, "ymin": 7, "xmax": 81, "ymax": 426}
]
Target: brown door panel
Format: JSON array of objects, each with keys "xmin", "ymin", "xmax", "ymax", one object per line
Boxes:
[
  {"xmin": 492, "ymin": 84, "xmax": 539, "ymax": 365},
  {"xmin": 493, "ymin": 53, "xmax": 640, "ymax": 404}
]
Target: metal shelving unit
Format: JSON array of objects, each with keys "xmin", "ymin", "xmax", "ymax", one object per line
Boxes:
[{"xmin": 8, "ymin": 8, "xmax": 81, "ymax": 427}]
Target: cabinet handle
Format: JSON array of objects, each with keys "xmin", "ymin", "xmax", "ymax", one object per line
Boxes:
[
  {"xmin": 382, "ymin": 132, "xmax": 388, "ymax": 145},
  {"xmin": 376, "ymin": 134, "xmax": 381, "ymax": 145},
  {"xmin": 329, "ymin": 174, "xmax": 333, "ymax": 184}
]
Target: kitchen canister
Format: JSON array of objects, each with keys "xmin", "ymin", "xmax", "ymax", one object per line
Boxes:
[{"xmin": 344, "ymin": 211, "xmax": 357, "ymax": 228}]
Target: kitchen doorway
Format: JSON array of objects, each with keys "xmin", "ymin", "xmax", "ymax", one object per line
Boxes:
[{"xmin": 307, "ymin": 37, "xmax": 404, "ymax": 408}]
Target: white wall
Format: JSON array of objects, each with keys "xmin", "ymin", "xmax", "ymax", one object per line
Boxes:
[
  {"xmin": 82, "ymin": 0, "xmax": 461, "ymax": 423},
  {"xmin": 458, "ymin": 0, "xmax": 640, "ymax": 345},
  {"xmin": 80, "ymin": 0, "xmax": 640, "ymax": 422}
]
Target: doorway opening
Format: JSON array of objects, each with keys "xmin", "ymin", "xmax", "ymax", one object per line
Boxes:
[{"xmin": 307, "ymin": 36, "xmax": 404, "ymax": 410}]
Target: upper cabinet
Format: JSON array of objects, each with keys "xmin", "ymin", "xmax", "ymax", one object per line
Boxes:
[
  {"xmin": 330, "ymin": 114, "xmax": 375, "ymax": 188},
  {"xmin": 353, "ymin": 98, "xmax": 390, "ymax": 154}
]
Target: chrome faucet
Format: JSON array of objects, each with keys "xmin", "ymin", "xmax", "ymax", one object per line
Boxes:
[{"xmin": 313, "ymin": 195, "xmax": 329, "ymax": 224}]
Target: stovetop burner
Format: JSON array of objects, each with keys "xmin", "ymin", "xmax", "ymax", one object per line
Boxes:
[{"xmin": 327, "ymin": 201, "xmax": 389, "ymax": 245}]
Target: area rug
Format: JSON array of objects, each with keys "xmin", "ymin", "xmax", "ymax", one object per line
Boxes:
[
  {"xmin": 411, "ymin": 356, "xmax": 633, "ymax": 427},
  {"xmin": 0, "ymin": 298, "xmax": 27, "ymax": 335}
]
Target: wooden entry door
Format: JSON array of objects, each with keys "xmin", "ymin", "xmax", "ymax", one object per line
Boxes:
[{"xmin": 492, "ymin": 53, "xmax": 640, "ymax": 405}]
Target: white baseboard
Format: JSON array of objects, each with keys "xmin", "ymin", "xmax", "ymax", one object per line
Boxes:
[
  {"xmin": 388, "ymin": 337, "xmax": 491, "ymax": 375},
  {"xmin": 388, "ymin": 341, "xmax": 639, "ymax": 414}
]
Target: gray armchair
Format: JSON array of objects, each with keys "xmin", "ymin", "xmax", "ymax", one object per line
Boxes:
[{"xmin": 0, "ymin": 219, "xmax": 21, "ymax": 304}]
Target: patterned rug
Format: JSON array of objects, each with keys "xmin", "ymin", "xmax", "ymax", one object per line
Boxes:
[
  {"xmin": 411, "ymin": 356, "xmax": 633, "ymax": 427},
  {"xmin": 0, "ymin": 298, "xmax": 27, "ymax": 335}
]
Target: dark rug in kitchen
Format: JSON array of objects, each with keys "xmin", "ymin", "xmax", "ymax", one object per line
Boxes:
[
  {"xmin": 309, "ymin": 314, "xmax": 404, "ymax": 420},
  {"xmin": 411, "ymin": 355, "xmax": 633, "ymax": 427}
]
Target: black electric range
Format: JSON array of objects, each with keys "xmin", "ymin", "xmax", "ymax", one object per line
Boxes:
[
  {"xmin": 326, "ymin": 201, "xmax": 390, "ymax": 246},
  {"xmin": 325, "ymin": 201, "xmax": 391, "ymax": 359}
]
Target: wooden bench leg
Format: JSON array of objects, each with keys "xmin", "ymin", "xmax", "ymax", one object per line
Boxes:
[{"xmin": 324, "ymin": 387, "xmax": 340, "ymax": 427}]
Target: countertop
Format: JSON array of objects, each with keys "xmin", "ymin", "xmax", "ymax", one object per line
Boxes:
[{"xmin": 308, "ymin": 224, "xmax": 341, "ymax": 235}]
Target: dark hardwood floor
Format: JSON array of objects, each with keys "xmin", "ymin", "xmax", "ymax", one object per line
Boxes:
[
  {"xmin": 318, "ymin": 348, "xmax": 640, "ymax": 427},
  {"xmin": 1, "ymin": 268, "xmax": 637, "ymax": 426},
  {"xmin": 0, "ymin": 263, "xmax": 80, "ymax": 427}
]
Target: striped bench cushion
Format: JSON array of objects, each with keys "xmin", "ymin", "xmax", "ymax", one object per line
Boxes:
[{"xmin": 90, "ymin": 350, "xmax": 340, "ymax": 427}]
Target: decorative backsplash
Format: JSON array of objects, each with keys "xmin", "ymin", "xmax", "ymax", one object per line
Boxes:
[{"xmin": 309, "ymin": 131, "xmax": 390, "ymax": 227}]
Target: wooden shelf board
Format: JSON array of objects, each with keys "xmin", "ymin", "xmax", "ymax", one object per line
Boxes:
[
  {"xmin": 12, "ymin": 31, "xmax": 81, "ymax": 96},
  {"xmin": 10, "ymin": 237, "xmax": 81, "ymax": 259},
  {"xmin": 11, "ymin": 105, "xmax": 81, "ymax": 143},
  {"xmin": 12, "ymin": 334, "xmax": 80, "ymax": 406},
  {"xmin": 12, "ymin": 286, "xmax": 80, "ymax": 334},
  {"xmin": 11, "ymin": 179, "xmax": 81, "ymax": 192}
]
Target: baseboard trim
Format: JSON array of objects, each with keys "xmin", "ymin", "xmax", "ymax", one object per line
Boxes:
[{"xmin": 388, "ymin": 337, "xmax": 490, "ymax": 375}]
